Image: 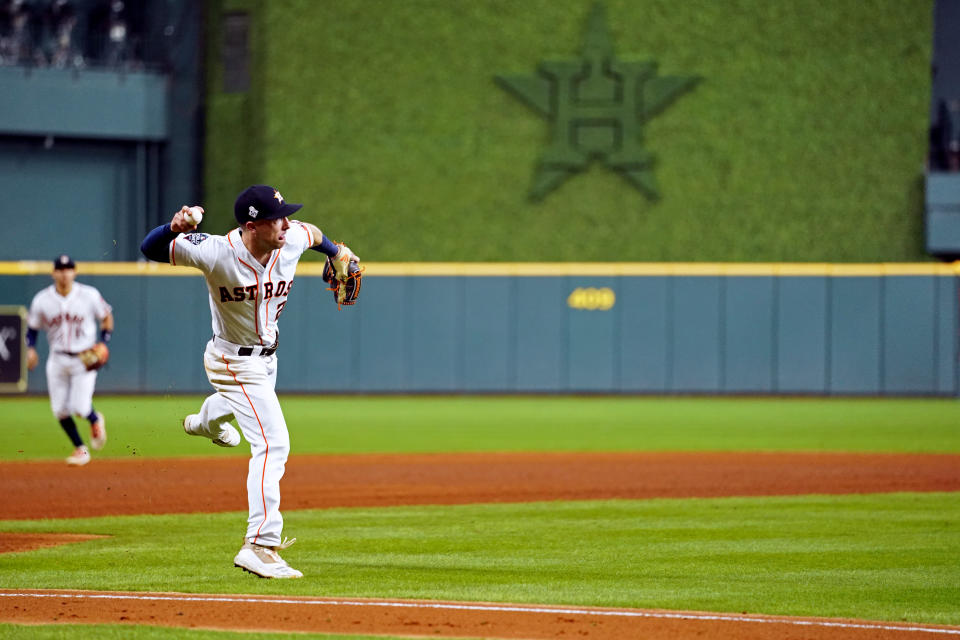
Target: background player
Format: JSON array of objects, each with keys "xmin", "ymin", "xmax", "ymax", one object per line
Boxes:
[
  {"xmin": 139, "ymin": 184, "xmax": 360, "ymax": 579},
  {"xmin": 27, "ymin": 255, "xmax": 113, "ymax": 466}
]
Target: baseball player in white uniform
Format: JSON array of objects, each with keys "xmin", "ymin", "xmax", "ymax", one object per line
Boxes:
[
  {"xmin": 26, "ymin": 255, "xmax": 113, "ymax": 466},
  {"xmin": 140, "ymin": 184, "xmax": 360, "ymax": 579}
]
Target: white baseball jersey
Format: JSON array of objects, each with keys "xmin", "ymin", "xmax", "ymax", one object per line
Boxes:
[
  {"xmin": 28, "ymin": 283, "xmax": 112, "ymax": 353},
  {"xmin": 170, "ymin": 220, "xmax": 314, "ymax": 548},
  {"xmin": 170, "ymin": 222, "xmax": 314, "ymax": 346}
]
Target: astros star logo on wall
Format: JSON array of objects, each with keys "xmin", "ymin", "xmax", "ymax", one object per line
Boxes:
[{"xmin": 496, "ymin": 2, "xmax": 700, "ymax": 201}]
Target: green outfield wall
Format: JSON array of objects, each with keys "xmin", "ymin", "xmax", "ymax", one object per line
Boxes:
[
  {"xmin": 1, "ymin": 263, "xmax": 955, "ymax": 395},
  {"xmin": 204, "ymin": 0, "xmax": 933, "ymax": 262}
]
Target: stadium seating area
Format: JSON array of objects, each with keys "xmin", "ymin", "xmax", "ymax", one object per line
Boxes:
[{"xmin": 0, "ymin": 0, "xmax": 142, "ymax": 69}]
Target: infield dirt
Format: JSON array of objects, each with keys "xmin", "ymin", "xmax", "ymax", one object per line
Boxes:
[
  {"xmin": 2, "ymin": 589, "xmax": 958, "ymax": 639},
  {"xmin": 1, "ymin": 451, "xmax": 958, "ymax": 519}
]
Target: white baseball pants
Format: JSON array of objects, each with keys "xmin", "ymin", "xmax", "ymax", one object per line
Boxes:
[
  {"xmin": 199, "ymin": 339, "xmax": 290, "ymax": 547},
  {"xmin": 46, "ymin": 351, "xmax": 97, "ymax": 419}
]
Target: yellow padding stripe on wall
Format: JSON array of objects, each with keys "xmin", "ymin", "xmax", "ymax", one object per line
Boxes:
[{"xmin": 0, "ymin": 261, "xmax": 959, "ymax": 277}]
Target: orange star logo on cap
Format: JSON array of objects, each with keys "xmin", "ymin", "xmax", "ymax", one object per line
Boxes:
[{"xmin": 273, "ymin": 190, "xmax": 284, "ymax": 204}]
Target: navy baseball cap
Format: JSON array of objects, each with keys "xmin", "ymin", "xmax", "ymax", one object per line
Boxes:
[
  {"xmin": 53, "ymin": 254, "xmax": 75, "ymax": 270},
  {"xmin": 234, "ymin": 185, "xmax": 303, "ymax": 225}
]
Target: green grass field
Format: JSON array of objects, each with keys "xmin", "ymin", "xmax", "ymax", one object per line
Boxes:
[
  {"xmin": 2, "ymin": 494, "xmax": 959, "ymax": 624},
  {"xmin": 3, "ymin": 396, "xmax": 960, "ymax": 460},
  {"xmin": 1, "ymin": 395, "xmax": 958, "ymax": 637}
]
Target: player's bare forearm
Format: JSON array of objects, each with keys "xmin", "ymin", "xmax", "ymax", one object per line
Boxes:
[
  {"xmin": 302, "ymin": 222, "xmax": 325, "ymax": 247},
  {"xmin": 26, "ymin": 347, "xmax": 38, "ymax": 371},
  {"xmin": 101, "ymin": 313, "xmax": 114, "ymax": 332}
]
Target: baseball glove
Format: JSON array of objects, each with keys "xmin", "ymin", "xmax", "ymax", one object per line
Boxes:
[
  {"xmin": 78, "ymin": 343, "xmax": 110, "ymax": 371},
  {"xmin": 322, "ymin": 257, "xmax": 363, "ymax": 308}
]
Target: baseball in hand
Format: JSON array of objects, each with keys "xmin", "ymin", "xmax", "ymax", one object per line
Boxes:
[{"xmin": 183, "ymin": 206, "xmax": 203, "ymax": 226}]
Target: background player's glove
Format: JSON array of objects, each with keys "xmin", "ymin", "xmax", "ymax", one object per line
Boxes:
[
  {"xmin": 322, "ymin": 257, "xmax": 363, "ymax": 308},
  {"xmin": 78, "ymin": 343, "xmax": 110, "ymax": 371}
]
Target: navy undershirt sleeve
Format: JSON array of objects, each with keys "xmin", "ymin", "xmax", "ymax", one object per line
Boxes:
[
  {"xmin": 140, "ymin": 224, "xmax": 179, "ymax": 263},
  {"xmin": 26, "ymin": 328, "xmax": 37, "ymax": 347},
  {"xmin": 309, "ymin": 234, "xmax": 339, "ymax": 258}
]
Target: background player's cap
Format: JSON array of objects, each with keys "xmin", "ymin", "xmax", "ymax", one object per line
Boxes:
[
  {"xmin": 234, "ymin": 185, "xmax": 303, "ymax": 225},
  {"xmin": 53, "ymin": 254, "xmax": 75, "ymax": 270}
]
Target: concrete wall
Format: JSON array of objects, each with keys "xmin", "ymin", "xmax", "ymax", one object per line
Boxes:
[
  {"xmin": 0, "ymin": 68, "xmax": 168, "ymax": 140},
  {"xmin": 0, "ymin": 0, "xmax": 205, "ymax": 256},
  {"xmin": 2, "ymin": 264, "xmax": 955, "ymax": 396}
]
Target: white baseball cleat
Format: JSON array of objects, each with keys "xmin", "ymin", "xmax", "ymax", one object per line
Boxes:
[
  {"xmin": 66, "ymin": 445, "xmax": 90, "ymax": 466},
  {"xmin": 90, "ymin": 412, "xmax": 106, "ymax": 450},
  {"xmin": 234, "ymin": 539, "xmax": 302, "ymax": 579},
  {"xmin": 182, "ymin": 414, "xmax": 201, "ymax": 435},
  {"xmin": 213, "ymin": 424, "xmax": 241, "ymax": 447},
  {"xmin": 183, "ymin": 414, "xmax": 241, "ymax": 448}
]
